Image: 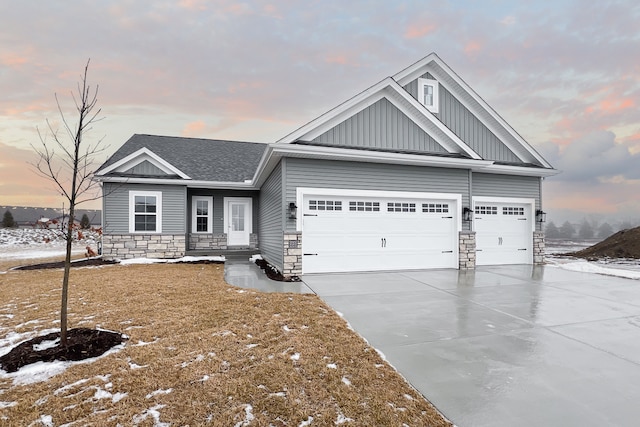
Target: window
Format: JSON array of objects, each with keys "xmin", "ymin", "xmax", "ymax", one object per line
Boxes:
[
  {"xmin": 129, "ymin": 191, "xmax": 162, "ymax": 233},
  {"xmin": 422, "ymin": 203, "xmax": 449, "ymax": 213},
  {"xmin": 387, "ymin": 202, "xmax": 416, "ymax": 213},
  {"xmin": 349, "ymin": 201, "xmax": 380, "ymax": 212},
  {"xmin": 309, "ymin": 200, "xmax": 342, "ymax": 211},
  {"xmin": 192, "ymin": 196, "xmax": 213, "ymax": 233},
  {"xmin": 503, "ymin": 206, "xmax": 525, "ymax": 216},
  {"xmin": 476, "ymin": 205, "xmax": 497, "ymax": 215},
  {"xmin": 418, "ymin": 78, "xmax": 439, "ymax": 113}
]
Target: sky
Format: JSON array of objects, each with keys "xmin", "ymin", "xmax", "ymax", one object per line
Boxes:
[{"xmin": 0, "ymin": 0, "xmax": 639, "ymax": 225}]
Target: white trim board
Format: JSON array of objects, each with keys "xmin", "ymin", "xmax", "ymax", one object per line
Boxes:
[{"xmin": 96, "ymin": 147, "xmax": 191, "ymax": 179}]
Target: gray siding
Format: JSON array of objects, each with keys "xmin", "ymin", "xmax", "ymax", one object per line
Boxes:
[
  {"xmin": 188, "ymin": 189, "xmax": 259, "ymax": 234},
  {"xmin": 311, "ymin": 98, "xmax": 445, "ymax": 153},
  {"xmin": 125, "ymin": 160, "xmax": 168, "ymax": 176},
  {"xmin": 103, "ymin": 183, "xmax": 186, "ymax": 234},
  {"xmin": 403, "ymin": 72, "xmax": 521, "ymax": 163},
  {"xmin": 472, "ymin": 173, "xmax": 542, "ymax": 231},
  {"xmin": 258, "ymin": 161, "xmax": 284, "ymax": 271},
  {"xmin": 283, "ymin": 158, "xmax": 471, "ymax": 231}
]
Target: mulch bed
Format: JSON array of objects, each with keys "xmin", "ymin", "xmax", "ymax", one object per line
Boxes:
[
  {"xmin": 0, "ymin": 328, "xmax": 127, "ymax": 373},
  {"xmin": 254, "ymin": 258, "xmax": 300, "ymax": 282},
  {"xmin": 14, "ymin": 258, "xmax": 117, "ymax": 271},
  {"xmin": 569, "ymin": 226, "xmax": 640, "ymax": 260}
]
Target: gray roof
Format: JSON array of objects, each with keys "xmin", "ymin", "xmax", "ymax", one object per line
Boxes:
[{"xmin": 98, "ymin": 134, "xmax": 268, "ymax": 182}]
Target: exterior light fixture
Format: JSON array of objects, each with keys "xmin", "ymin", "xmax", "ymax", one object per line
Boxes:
[
  {"xmin": 535, "ymin": 209, "xmax": 547, "ymax": 223},
  {"xmin": 463, "ymin": 207, "xmax": 474, "ymax": 222},
  {"xmin": 287, "ymin": 202, "xmax": 297, "ymax": 219}
]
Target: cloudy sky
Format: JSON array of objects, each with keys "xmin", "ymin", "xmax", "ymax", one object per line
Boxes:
[{"xmin": 1, "ymin": 0, "xmax": 639, "ymax": 224}]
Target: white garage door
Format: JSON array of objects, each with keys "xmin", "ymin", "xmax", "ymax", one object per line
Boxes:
[
  {"xmin": 301, "ymin": 193, "xmax": 458, "ymax": 274},
  {"xmin": 474, "ymin": 201, "xmax": 533, "ymax": 265}
]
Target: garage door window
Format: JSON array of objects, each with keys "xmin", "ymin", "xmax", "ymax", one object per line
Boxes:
[
  {"xmin": 503, "ymin": 206, "xmax": 525, "ymax": 215},
  {"xmin": 387, "ymin": 202, "xmax": 416, "ymax": 213},
  {"xmin": 309, "ymin": 200, "xmax": 342, "ymax": 211},
  {"xmin": 349, "ymin": 201, "xmax": 380, "ymax": 212},
  {"xmin": 476, "ymin": 205, "xmax": 498, "ymax": 215},
  {"xmin": 422, "ymin": 203, "xmax": 449, "ymax": 213}
]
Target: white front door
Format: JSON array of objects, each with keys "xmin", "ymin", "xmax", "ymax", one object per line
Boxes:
[{"xmin": 224, "ymin": 197, "xmax": 252, "ymax": 246}]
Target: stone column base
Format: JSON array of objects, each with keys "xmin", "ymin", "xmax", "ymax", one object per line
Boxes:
[
  {"xmin": 283, "ymin": 232, "xmax": 302, "ymax": 277},
  {"xmin": 459, "ymin": 231, "xmax": 476, "ymax": 270},
  {"xmin": 533, "ymin": 231, "xmax": 545, "ymax": 264}
]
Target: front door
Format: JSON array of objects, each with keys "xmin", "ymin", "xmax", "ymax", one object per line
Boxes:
[{"xmin": 224, "ymin": 197, "xmax": 252, "ymax": 246}]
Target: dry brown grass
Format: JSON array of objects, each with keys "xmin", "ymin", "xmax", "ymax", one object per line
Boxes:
[{"xmin": 0, "ymin": 259, "xmax": 451, "ymax": 426}]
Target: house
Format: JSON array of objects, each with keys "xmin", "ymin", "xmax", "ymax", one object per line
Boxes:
[{"xmin": 94, "ymin": 53, "xmax": 557, "ymax": 278}]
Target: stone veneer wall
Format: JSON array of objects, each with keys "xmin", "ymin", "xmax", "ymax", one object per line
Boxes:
[
  {"xmin": 188, "ymin": 233, "xmax": 227, "ymax": 250},
  {"xmin": 249, "ymin": 233, "xmax": 258, "ymax": 249},
  {"xmin": 533, "ymin": 231, "xmax": 545, "ymax": 264},
  {"xmin": 283, "ymin": 232, "xmax": 302, "ymax": 277},
  {"xmin": 459, "ymin": 231, "xmax": 476, "ymax": 270},
  {"xmin": 102, "ymin": 234, "xmax": 186, "ymax": 260}
]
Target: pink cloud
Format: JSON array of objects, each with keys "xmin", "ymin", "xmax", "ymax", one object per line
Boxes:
[
  {"xmin": 404, "ymin": 23, "xmax": 437, "ymax": 39},
  {"xmin": 464, "ymin": 40, "xmax": 483, "ymax": 55},
  {"xmin": 182, "ymin": 120, "xmax": 206, "ymax": 137},
  {"xmin": 178, "ymin": 0, "xmax": 208, "ymax": 11}
]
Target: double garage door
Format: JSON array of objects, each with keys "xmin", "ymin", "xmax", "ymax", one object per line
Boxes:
[{"xmin": 301, "ymin": 191, "xmax": 459, "ymax": 274}]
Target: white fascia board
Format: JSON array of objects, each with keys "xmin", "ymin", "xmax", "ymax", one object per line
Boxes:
[
  {"xmin": 276, "ymin": 77, "xmax": 396, "ymax": 144},
  {"xmin": 427, "ymin": 59, "xmax": 553, "ymax": 168},
  {"xmin": 271, "ymin": 143, "xmax": 492, "ymax": 170},
  {"xmin": 95, "ymin": 147, "xmax": 191, "ymax": 179},
  {"xmin": 394, "ymin": 54, "xmax": 553, "ymax": 168},
  {"xmin": 392, "ymin": 52, "xmax": 440, "ymax": 86},
  {"xmin": 276, "ymin": 77, "xmax": 481, "ymax": 159},
  {"xmin": 96, "ymin": 176, "xmax": 257, "ymax": 189},
  {"xmin": 482, "ymin": 164, "xmax": 560, "ymax": 177}
]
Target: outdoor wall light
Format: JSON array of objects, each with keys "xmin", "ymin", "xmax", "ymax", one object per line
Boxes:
[
  {"xmin": 287, "ymin": 202, "xmax": 297, "ymax": 219},
  {"xmin": 463, "ymin": 207, "xmax": 474, "ymax": 222},
  {"xmin": 536, "ymin": 209, "xmax": 547, "ymax": 223}
]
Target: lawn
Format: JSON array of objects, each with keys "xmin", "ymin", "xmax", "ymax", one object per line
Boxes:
[{"xmin": 0, "ymin": 259, "xmax": 451, "ymax": 426}]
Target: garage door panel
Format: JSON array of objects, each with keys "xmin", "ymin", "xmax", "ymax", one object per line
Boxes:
[
  {"xmin": 302, "ymin": 194, "xmax": 459, "ymax": 274},
  {"xmin": 474, "ymin": 202, "xmax": 532, "ymax": 266}
]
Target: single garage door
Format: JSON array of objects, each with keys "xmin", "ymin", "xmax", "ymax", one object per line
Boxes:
[
  {"xmin": 473, "ymin": 201, "xmax": 533, "ymax": 265},
  {"xmin": 301, "ymin": 193, "xmax": 458, "ymax": 274}
]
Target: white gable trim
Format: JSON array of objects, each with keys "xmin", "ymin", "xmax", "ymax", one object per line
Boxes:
[
  {"xmin": 277, "ymin": 77, "xmax": 482, "ymax": 160},
  {"xmin": 95, "ymin": 147, "xmax": 191, "ymax": 179},
  {"xmin": 394, "ymin": 53, "xmax": 552, "ymax": 168}
]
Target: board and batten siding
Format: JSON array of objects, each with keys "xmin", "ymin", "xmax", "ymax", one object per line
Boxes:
[
  {"xmin": 311, "ymin": 98, "xmax": 446, "ymax": 153},
  {"xmin": 124, "ymin": 160, "xmax": 168, "ymax": 176},
  {"xmin": 283, "ymin": 158, "xmax": 471, "ymax": 231},
  {"xmin": 258, "ymin": 161, "xmax": 284, "ymax": 271},
  {"xmin": 103, "ymin": 182, "xmax": 186, "ymax": 234},
  {"xmin": 471, "ymin": 173, "xmax": 542, "ymax": 231},
  {"xmin": 403, "ymin": 72, "xmax": 521, "ymax": 163}
]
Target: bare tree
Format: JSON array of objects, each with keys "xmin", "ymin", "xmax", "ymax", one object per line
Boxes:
[{"xmin": 31, "ymin": 59, "xmax": 105, "ymax": 346}]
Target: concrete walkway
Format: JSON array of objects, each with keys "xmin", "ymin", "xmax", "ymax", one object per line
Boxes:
[
  {"xmin": 224, "ymin": 257, "xmax": 313, "ymax": 294},
  {"xmin": 302, "ymin": 265, "xmax": 640, "ymax": 427}
]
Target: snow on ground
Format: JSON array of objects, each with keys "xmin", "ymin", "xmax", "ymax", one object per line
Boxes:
[
  {"xmin": 119, "ymin": 255, "xmax": 225, "ymax": 265},
  {"xmin": 0, "ymin": 228, "xmax": 100, "ymax": 260},
  {"xmin": 546, "ymin": 238, "xmax": 640, "ymax": 280}
]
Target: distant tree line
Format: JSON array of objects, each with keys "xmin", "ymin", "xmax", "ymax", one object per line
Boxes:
[{"xmin": 545, "ymin": 218, "xmax": 637, "ymax": 239}]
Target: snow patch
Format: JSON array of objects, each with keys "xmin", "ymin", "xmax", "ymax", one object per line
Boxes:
[
  {"xmin": 550, "ymin": 260, "xmax": 640, "ymax": 280},
  {"xmin": 249, "ymin": 254, "xmax": 263, "ymax": 262},
  {"xmin": 234, "ymin": 404, "xmax": 255, "ymax": 427},
  {"xmin": 120, "ymin": 255, "xmax": 225, "ymax": 265},
  {"xmin": 326, "ymin": 363, "xmax": 337, "ymax": 369},
  {"xmin": 132, "ymin": 404, "xmax": 169, "ymax": 426},
  {"xmin": 146, "ymin": 388, "xmax": 173, "ymax": 399},
  {"xmin": 335, "ymin": 412, "xmax": 354, "ymax": 424},
  {"xmin": 33, "ymin": 338, "xmax": 60, "ymax": 351},
  {"xmin": 0, "ymin": 401, "xmax": 17, "ymax": 409},
  {"xmin": 290, "ymin": 353, "xmax": 300, "ymax": 361},
  {"xmin": 299, "ymin": 416, "xmax": 314, "ymax": 426},
  {"xmin": 341, "ymin": 376, "xmax": 351, "ymax": 386}
]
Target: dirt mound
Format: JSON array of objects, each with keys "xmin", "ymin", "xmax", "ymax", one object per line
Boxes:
[
  {"xmin": 0, "ymin": 328, "xmax": 126, "ymax": 373},
  {"xmin": 570, "ymin": 227, "xmax": 640, "ymax": 259}
]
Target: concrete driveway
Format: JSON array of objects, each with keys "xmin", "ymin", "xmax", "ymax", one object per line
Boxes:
[{"xmin": 302, "ymin": 265, "xmax": 640, "ymax": 427}]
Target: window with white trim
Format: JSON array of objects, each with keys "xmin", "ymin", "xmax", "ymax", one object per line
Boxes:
[
  {"xmin": 418, "ymin": 78, "xmax": 439, "ymax": 113},
  {"xmin": 388, "ymin": 202, "xmax": 416, "ymax": 213},
  {"xmin": 192, "ymin": 196, "xmax": 213, "ymax": 233},
  {"xmin": 129, "ymin": 191, "xmax": 162, "ymax": 233}
]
